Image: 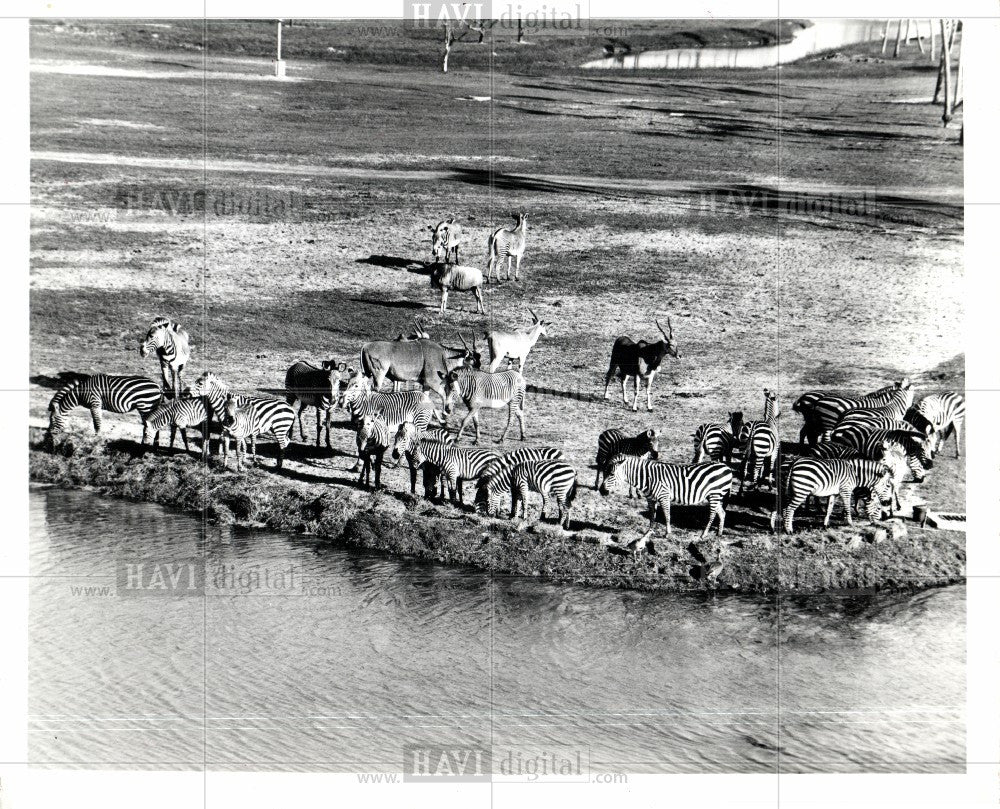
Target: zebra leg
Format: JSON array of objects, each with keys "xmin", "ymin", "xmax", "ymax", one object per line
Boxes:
[
  {"xmin": 293, "ymin": 402, "xmax": 305, "ymax": 441},
  {"xmin": 823, "ymin": 495, "xmax": 837, "ymax": 527},
  {"xmin": 89, "ymin": 403, "xmax": 103, "ymax": 436},
  {"xmin": 324, "ymin": 407, "xmax": 332, "ymax": 449},
  {"xmin": 168, "ymin": 425, "xmax": 177, "ymax": 450},
  {"xmin": 702, "ymin": 496, "xmax": 718, "ymax": 538},
  {"xmin": 662, "ymin": 497, "xmax": 672, "ymax": 535},
  {"xmin": 236, "ymin": 439, "xmax": 245, "ymax": 473},
  {"xmin": 180, "ymin": 428, "xmax": 191, "ymax": 453},
  {"xmin": 201, "ymin": 421, "xmax": 210, "ymax": 460},
  {"xmin": 456, "ymin": 411, "xmax": 475, "ymax": 442},
  {"xmin": 514, "ymin": 254, "xmax": 522, "ymax": 282},
  {"xmin": 498, "ymin": 405, "xmax": 515, "ymax": 443},
  {"xmin": 373, "ymin": 450, "xmax": 383, "ymax": 490},
  {"xmin": 953, "ymin": 420, "xmax": 962, "ymax": 458},
  {"xmin": 840, "ymin": 487, "xmax": 854, "ymax": 526},
  {"xmin": 716, "ymin": 498, "xmax": 727, "ymax": 536}
]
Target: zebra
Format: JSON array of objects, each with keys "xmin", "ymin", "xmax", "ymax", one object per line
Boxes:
[
  {"xmin": 192, "ymin": 373, "xmax": 294, "ymax": 468},
  {"xmin": 429, "ymin": 219, "xmax": 462, "ymax": 263},
  {"xmin": 776, "ymin": 458, "xmax": 894, "ymax": 533},
  {"xmin": 486, "ymin": 211, "xmax": 527, "ymax": 282},
  {"xmin": 830, "ymin": 417, "xmax": 925, "ymax": 452},
  {"xmin": 47, "ymin": 374, "xmax": 162, "ymax": 443},
  {"xmin": 692, "ymin": 412, "xmax": 743, "ymax": 465},
  {"xmin": 483, "ymin": 445, "xmax": 565, "ymax": 480},
  {"xmin": 913, "ymin": 392, "xmax": 965, "ymax": 458},
  {"xmin": 599, "ymin": 455, "xmax": 734, "ymax": 539},
  {"xmin": 595, "ymin": 427, "xmax": 659, "ymax": 490},
  {"xmin": 356, "ymin": 414, "xmax": 393, "ymax": 490},
  {"xmin": 509, "ymin": 460, "xmax": 578, "ymax": 529},
  {"xmin": 737, "ymin": 389, "xmax": 779, "ymax": 493},
  {"xmin": 441, "ymin": 366, "xmax": 527, "ymax": 444},
  {"xmin": 144, "ymin": 395, "xmax": 211, "ymax": 456},
  {"xmin": 798, "ymin": 379, "xmax": 912, "ymax": 444},
  {"xmin": 803, "ymin": 442, "xmax": 909, "ymax": 514},
  {"xmin": 392, "ymin": 422, "xmax": 500, "ymax": 500},
  {"xmin": 836, "ymin": 428, "xmax": 933, "ymax": 483},
  {"xmin": 340, "ymin": 374, "xmax": 435, "ymax": 471},
  {"xmin": 139, "ymin": 317, "xmax": 191, "ymax": 399},
  {"xmin": 284, "ymin": 360, "xmax": 345, "ymax": 448},
  {"xmin": 477, "ymin": 457, "xmax": 575, "ymax": 524}
]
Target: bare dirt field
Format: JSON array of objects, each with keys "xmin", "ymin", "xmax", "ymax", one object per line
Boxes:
[{"xmin": 29, "ymin": 22, "xmax": 965, "ymax": 591}]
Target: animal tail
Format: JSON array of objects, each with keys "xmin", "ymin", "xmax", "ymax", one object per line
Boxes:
[
  {"xmin": 566, "ymin": 479, "xmax": 578, "ymax": 508},
  {"xmin": 486, "ymin": 229, "xmax": 496, "ymax": 262}
]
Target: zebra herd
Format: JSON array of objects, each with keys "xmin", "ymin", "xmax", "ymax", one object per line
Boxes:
[{"xmin": 40, "ymin": 213, "xmax": 964, "ymax": 541}]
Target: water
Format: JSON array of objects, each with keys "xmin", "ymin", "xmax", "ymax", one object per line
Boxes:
[
  {"xmin": 29, "ymin": 487, "xmax": 965, "ymax": 773},
  {"xmin": 582, "ymin": 19, "xmax": 888, "ymax": 70}
]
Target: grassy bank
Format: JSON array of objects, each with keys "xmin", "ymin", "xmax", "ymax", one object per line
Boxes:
[{"xmin": 29, "ymin": 428, "xmax": 965, "ymax": 595}]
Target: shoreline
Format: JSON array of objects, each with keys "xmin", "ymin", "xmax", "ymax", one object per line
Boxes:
[{"xmin": 29, "ymin": 428, "xmax": 966, "ymax": 596}]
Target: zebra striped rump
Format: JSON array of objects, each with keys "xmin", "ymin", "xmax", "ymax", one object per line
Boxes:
[
  {"xmin": 47, "ymin": 374, "xmax": 163, "ymax": 440},
  {"xmin": 510, "ymin": 460, "xmax": 578, "ymax": 528}
]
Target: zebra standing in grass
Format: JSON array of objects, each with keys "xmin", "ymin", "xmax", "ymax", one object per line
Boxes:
[
  {"xmin": 219, "ymin": 393, "xmax": 295, "ymax": 472},
  {"xmin": 486, "ymin": 212, "xmax": 527, "ymax": 282},
  {"xmin": 284, "ymin": 360, "xmax": 345, "ymax": 448},
  {"xmin": 595, "ymin": 428, "xmax": 659, "ymax": 491},
  {"xmin": 47, "ymin": 374, "xmax": 162, "ymax": 443},
  {"xmin": 775, "ymin": 457, "xmax": 894, "ymax": 533},
  {"xmin": 341, "ymin": 375, "xmax": 435, "ymax": 471},
  {"xmin": 441, "ymin": 366, "xmax": 527, "ymax": 444},
  {"xmin": 193, "ymin": 373, "xmax": 294, "ymax": 468},
  {"xmin": 356, "ymin": 413, "xmax": 393, "ymax": 490},
  {"xmin": 799, "ymin": 379, "xmax": 912, "ymax": 444},
  {"xmin": 913, "ymin": 392, "xmax": 965, "ymax": 458},
  {"xmin": 692, "ymin": 412, "xmax": 743, "ymax": 465},
  {"xmin": 392, "ymin": 422, "xmax": 500, "ymax": 500},
  {"xmin": 139, "ymin": 317, "xmax": 191, "ymax": 399},
  {"xmin": 738, "ymin": 389, "xmax": 779, "ymax": 493},
  {"xmin": 477, "ymin": 455, "xmax": 573, "ymax": 522},
  {"xmin": 599, "ymin": 455, "xmax": 734, "ymax": 539},
  {"xmin": 509, "ymin": 460, "xmax": 578, "ymax": 529},
  {"xmin": 144, "ymin": 395, "xmax": 212, "ymax": 456}
]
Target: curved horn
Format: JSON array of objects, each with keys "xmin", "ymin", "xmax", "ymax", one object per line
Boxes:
[
  {"xmin": 457, "ymin": 332, "xmax": 470, "ymax": 350},
  {"xmin": 528, "ymin": 307, "xmax": 539, "ymax": 323},
  {"xmin": 471, "ymin": 331, "xmax": 478, "ymax": 351},
  {"xmin": 655, "ymin": 319, "xmax": 669, "ymax": 340}
]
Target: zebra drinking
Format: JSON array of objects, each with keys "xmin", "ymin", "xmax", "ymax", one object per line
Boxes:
[
  {"xmin": 510, "ymin": 460, "xmax": 578, "ymax": 529},
  {"xmin": 47, "ymin": 374, "xmax": 162, "ymax": 444},
  {"xmin": 599, "ymin": 455, "xmax": 734, "ymax": 539},
  {"xmin": 441, "ymin": 366, "xmax": 527, "ymax": 444},
  {"xmin": 139, "ymin": 317, "xmax": 191, "ymax": 399},
  {"xmin": 486, "ymin": 212, "xmax": 527, "ymax": 282}
]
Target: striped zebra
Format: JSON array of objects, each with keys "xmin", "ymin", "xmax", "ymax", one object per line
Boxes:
[
  {"xmin": 47, "ymin": 374, "xmax": 162, "ymax": 443},
  {"xmin": 483, "ymin": 445, "xmax": 565, "ymax": 480},
  {"xmin": 393, "ymin": 422, "xmax": 500, "ymax": 501},
  {"xmin": 478, "ymin": 457, "xmax": 575, "ymax": 524},
  {"xmin": 193, "ymin": 373, "xmax": 294, "ymax": 468},
  {"xmin": 284, "ymin": 360, "xmax": 345, "ymax": 448},
  {"xmin": 139, "ymin": 317, "xmax": 191, "ymax": 399},
  {"xmin": 737, "ymin": 389, "xmax": 779, "ymax": 493},
  {"xmin": 691, "ymin": 412, "xmax": 743, "ymax": 465},
  {"xmin": 595, "ymin": 427, "xmax": 659, "ymax": 490},
  {"xmin": 836, "ymin": 428, "xmax": 933, "ymax": 483},
  {"xmin": 830, "ymin": 416, "xmax": 925, "ymax": 451},
  {"xmin": 803, "ymin": 442, "xmax": 908, "ymax": 514},
  {"xmin": 391, "ymin": 422, "xmax": 456, "ymax": 496},
  {"xmin": 341, "ymin": 375, "xmax": 435, "ymax": 471},
  {"xmin": 776, "ymin": 458, "xmax": 894, "ymax": 533},
  {"xmin": 144, "ymin": 395, "xmax": 211, "ymax": 456},
  {"xmin": 442, "ymin": 366, "xmax": 527, "ymax": 444},
  {"xmin": 486, "ymin": 211, "xmax": 527, "ymax": 282},
  {"xmin": 799, "ymin": 379, "xmax": 911, "ymax": 443},
  {"xmin": 914, "ymin": 392, "xmax": 965, "ymax": 458},
  {"xmin": 510, "ymin": 460, "xmax": 578, "ymax": 529},
  {"xmin": 599, "ymin": 455, "xmax": 733, "ymax": 538},
  {"xmin": 356, "ymin": 414, "xmax": 393, "ymax": 489}
]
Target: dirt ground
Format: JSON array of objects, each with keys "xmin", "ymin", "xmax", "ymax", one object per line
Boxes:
[{"xmin": 28, "ymin": 23, "xmax": 965, "ymax": 586}]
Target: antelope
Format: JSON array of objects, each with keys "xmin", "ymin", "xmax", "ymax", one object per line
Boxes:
[
  {"xmin": 486, "ymin": 308, "xmax": 550, "ymax": 372},
  {"xmin": 430, "ymin": 263, "xmax": 485, "ymax": 314},
  {"xmin": 603, "ymin": 318, "xmax": 680, "ymax": 412},
  {"xmin": 394, "ymin": 317, "xmax": 430, "ymax": 341}
]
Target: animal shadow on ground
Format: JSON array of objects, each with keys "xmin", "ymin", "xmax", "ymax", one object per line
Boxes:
[
  {"xmin": 30, "ymin": 371, "xmax": 90, "ymax": 391},
  {"xmin": 349, "ymin": 296, "xmax": 428, "ymax": 311},
  {"xmin": 355, "ymin": 255, "xmax": 427, "ymax": 273}
]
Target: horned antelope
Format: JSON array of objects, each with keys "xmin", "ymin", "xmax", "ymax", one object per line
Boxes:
[
  {"xmin": 603, "ymin": 318, "xmax": 680, "ymax": 412},
  {"xmin": 359, "ymin": 334, "xmax": 481, "ymax": 402},
  {"xmin": 429, "ymin": 219, "xmax": 462, "ymax": 263},
  {"xmin": 486, "ymin": 308, "xmax": 550, "ymax": 373},
  {"xmin": 394, "ymin": 317, "xmax": 430, "ymax": 341},
  {"xmin": 486, "ymin": 212, "xmax": 527, "ymax": 282}
]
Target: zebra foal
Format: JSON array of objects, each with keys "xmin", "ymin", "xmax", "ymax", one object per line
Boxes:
[
  {"xmin": 599, "ymin": 455, "xmax": 733, "ymax": 539},
  {"xmin": 47, "ymin": 374, "xmax": 162, "ymax": 443},
  {"xmin": 737, "ymin": 389, "xmax": 779, "ymax": 493},
  {"xmin": 595, "ymin": 427, "xmax": 659, "ymax": 490},
  {"xmin": 144, "ymin": 395, "xmax": 211, "ymax": 456}
]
